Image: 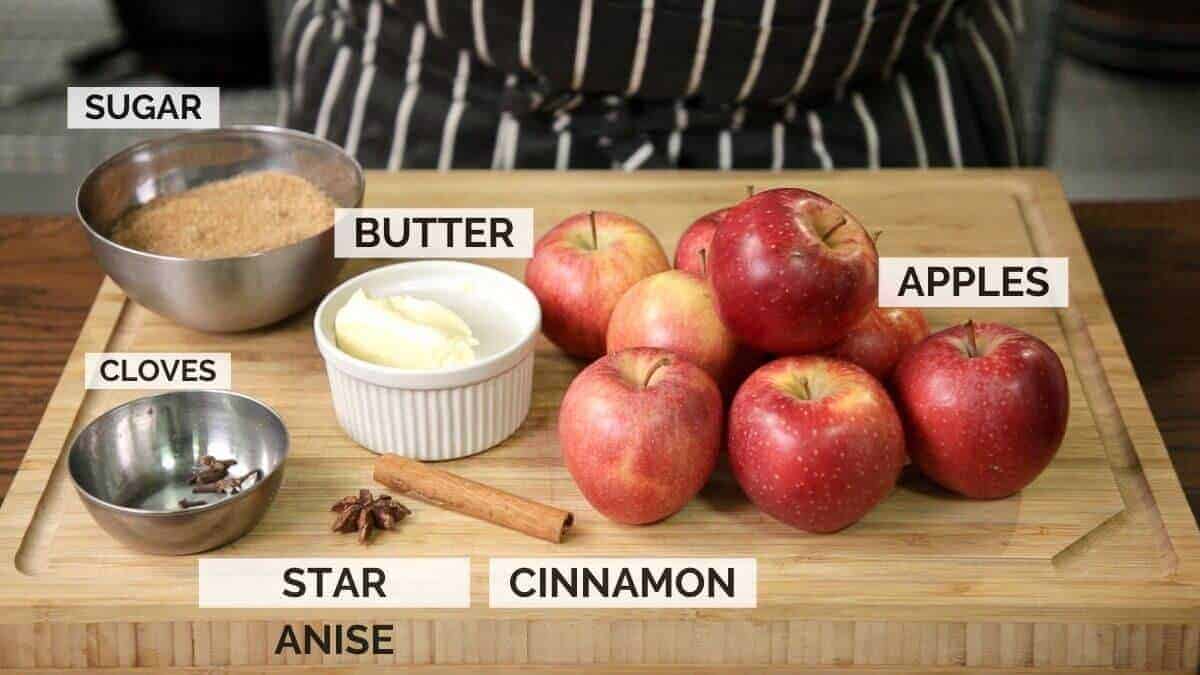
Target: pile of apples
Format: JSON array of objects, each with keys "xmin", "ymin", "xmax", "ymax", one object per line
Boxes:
[{"xmin": 527, "ymin": 188, "xmax": 1070, "ymax": 533}]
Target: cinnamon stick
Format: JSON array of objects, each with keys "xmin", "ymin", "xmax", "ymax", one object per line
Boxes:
[{"xmin": 373, "ymin": 455, "xmax": 574, "ymax": 543}]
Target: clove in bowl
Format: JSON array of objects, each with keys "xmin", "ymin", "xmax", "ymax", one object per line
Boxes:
[{"xmin": 67, "ymin": 390, "xmax": 288, "ymax": 555}]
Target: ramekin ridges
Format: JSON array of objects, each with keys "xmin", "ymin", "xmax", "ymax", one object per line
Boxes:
[{"xmin": 314, "ymin": 261, "xmax": 540, "ymax": 460}]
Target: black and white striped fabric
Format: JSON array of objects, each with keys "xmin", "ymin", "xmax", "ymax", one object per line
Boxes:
[{"xmin": 278, "ymin": 0, "xmax": 1024, "ymax": 170}]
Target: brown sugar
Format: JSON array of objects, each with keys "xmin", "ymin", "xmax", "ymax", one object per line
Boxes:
[{"xmin": 110, "ymin": 171, "xmax": 336, "ymax": 259}]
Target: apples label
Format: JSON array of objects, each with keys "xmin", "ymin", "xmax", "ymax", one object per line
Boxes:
[
  {"xmin": 84, "ymin": 352, "xmax": 231, "ymax": 390},
  {"xmin": 67, "ymin": 87, "xmax": 219, "ymax": 129},
  {"xmin": 198, "ymin": 558, "xmax": 471, "ymax": 608},
  {"xmin": 489, "ymin": 558, "xmax": 756, "ymax": 608},
  {"xmin": 334, "ymin": 208, "xmax": 534, "ymax": 259},
  {"xmin": 878, "ymin": 257, "xmax": 1069, "ymax": 308}
]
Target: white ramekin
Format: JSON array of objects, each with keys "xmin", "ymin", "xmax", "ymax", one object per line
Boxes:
[{"xmin": 314, "ymin": 261, "xmax": 540, "ymax": 460}]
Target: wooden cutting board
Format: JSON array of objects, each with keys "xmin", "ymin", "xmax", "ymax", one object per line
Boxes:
[{"xmin": 0, "ymin": 170, "xmax": 1196, "ymax": 671}]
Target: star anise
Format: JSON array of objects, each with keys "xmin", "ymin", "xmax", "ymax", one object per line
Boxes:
[
  {"xmin": 192, "ymin": 468, "xmax": 262, "ymax": 495},
  {"xmin": 331, "ymin": 489, "xmax": 411, "ymax": 544},
  {"xmin": 189, "ymin": 455, "xmax": 238, "ymax": 485}
]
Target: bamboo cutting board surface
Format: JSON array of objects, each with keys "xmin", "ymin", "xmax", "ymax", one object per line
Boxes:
[{"xmin": 1, "ymin": 170, "xmax": 1197, "ymax": 633}]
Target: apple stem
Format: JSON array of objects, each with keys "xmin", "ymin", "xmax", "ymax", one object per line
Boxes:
[
  {"xmin": 643, "ymin": 357, "xmax": 670, "ymax": 389},
  {"xmin": 699, "ymin": 248, "xmax": 708, "ymax": 277},
  {"xmin": 797, "ymin": 377, "xmax": 810, "ymax": 400},
  {"xmin": 746, "ymin": 185, "xmax": 754, "ymax": 198},
  {"xmin": 964, "ymin": 320, "xmax": 979, "ymax": 358},
  {"xmin": 588, "ymin": 211, "xmax": 598, "ymax": 250},
  {"xmin": 872, "ymin": 229, "xmax": 883, "ymax": 244},
  {"xmin": 821, "ymin": 216, "xmax": 848, "ymax": 242}
]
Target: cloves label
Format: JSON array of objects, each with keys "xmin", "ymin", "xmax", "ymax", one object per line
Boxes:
[
  {"xmin": 198, "ymin": 558, "xmax": 470, "ymax": 608},
  {"xmin": 84, "ymin": 352, "xmax": 231, "ymax": 390}
]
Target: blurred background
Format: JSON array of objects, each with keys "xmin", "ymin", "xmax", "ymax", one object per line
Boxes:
[{"xmin": 0, "ymin": 0, "xmax": 1196, "ymax": 212}]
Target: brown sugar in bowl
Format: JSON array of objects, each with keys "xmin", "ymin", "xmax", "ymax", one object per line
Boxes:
[
  {"xmin": 110, "ymin": 170, "xmax": 336, "ymax": 260},
  {"xmin": 77, "ymin": 126, "xmax": 363, "ymax": 332}
]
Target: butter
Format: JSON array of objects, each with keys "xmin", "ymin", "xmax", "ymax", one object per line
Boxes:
[{"xmin": 335, "ymin": 289, "xmax": 479, "ymax": 369}]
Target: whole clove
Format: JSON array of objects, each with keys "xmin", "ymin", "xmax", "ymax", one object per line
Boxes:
[
  {"xmin": 192, "ymin": 468, "xmax": 263, "ymax": 495},
  {"xmin": 189, "ymin": 455, "xmax": 238, "ymax": 485}
]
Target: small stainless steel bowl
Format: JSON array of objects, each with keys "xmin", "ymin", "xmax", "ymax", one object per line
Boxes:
[
  {"xmin": 67, "ymin": 390, "xmax": 289, "ymax": 555},
  {"xmin": 76, "ymin": 125, "xmax": 363, "ymax": 332}
]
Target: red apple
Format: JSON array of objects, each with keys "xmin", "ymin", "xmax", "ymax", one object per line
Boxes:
[
  {"xmin": 606, "ymin": 269, "xmax": 761, "ymax": 397},
  {"xmin": 824, "ymin": 307, "xmax": 929, "ymax": 381},
  {"xmin": 709, "ymin": 188, "xmax": 878, "ymax": 354},
  {"xmin": 728, "ymin": 356, "xmax": 906, "ymax": 533},
  {"xmin": 526, "ymin": 211, "xmax": 669, "ymax": 359},
  {"xmin": 559, "ymin": 347, "xmax": 722, "ymax": 524},
  {"xmin": 892, "ymin": 321, "xmax": 1069, "ymax": 499},
  {"xmin": 674, "ymin": 208, "xmax": 727, "ymax": 277}
]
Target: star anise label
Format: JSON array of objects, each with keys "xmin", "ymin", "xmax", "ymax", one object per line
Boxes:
[{"xmin": 331, "ymin": 489, "xmax": 411, "ymax": 544}]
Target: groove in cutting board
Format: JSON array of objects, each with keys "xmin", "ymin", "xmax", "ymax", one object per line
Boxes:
[
  {"xmin": 14, "ymin": 281, "xmax": 137, "ymax": 576},
  {"xmin": 1014, "ymin": 191, "xmax": 1178, "ymax": 576}
]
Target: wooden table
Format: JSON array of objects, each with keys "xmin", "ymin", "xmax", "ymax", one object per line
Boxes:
[{"xmin": 3, "ymin": 203, "xmax": 1196, "ymax": 520}]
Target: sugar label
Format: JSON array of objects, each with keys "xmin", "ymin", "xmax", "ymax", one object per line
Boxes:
[{"xmin": 68, "ymin": 87, "xmax": 220, "ymax": 129}]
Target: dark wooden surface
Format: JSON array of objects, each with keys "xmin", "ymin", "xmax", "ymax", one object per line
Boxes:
[
  {"xmin": 0, "ymin": 217, "xmax": 104, "ymax": 502},
  {"xmin": 0, "ymin": 206, "xmax": 1197, "ymax": 523},
  {"xmin": 1072, "ymin": 201, "xmax": 1200, "ymax": 518}
]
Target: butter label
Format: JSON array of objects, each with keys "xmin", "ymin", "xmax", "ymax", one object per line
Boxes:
[
  {"xmin": 334, "ymin": 208, "xmax": 534, "ymax": 258},
  {"xmin": 84, "ymin": 352, "xmax": 231, "ymax": 390},
  {"xmin": 489, "ymin": 558, "xmax": 757, "ymax": 608},
  {"xmin": 878, "ymin": 257, "xmax": 1069, "ymax": 308}
]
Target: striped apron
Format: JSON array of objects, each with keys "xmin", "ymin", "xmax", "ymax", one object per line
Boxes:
[{"xmin": 278, "ymin": 0, "xmax": 1023, "ymax": 170}]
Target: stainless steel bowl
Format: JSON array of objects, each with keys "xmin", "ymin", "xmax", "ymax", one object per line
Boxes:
[
  {"xmin": 76, "ymin": 126, "xmax": 363, "ymax": 332},
  {"xmin": 67, "ymin": 390, "xmax": 289, "ymax": 555}
]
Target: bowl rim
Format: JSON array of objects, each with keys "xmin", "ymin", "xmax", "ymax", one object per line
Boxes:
[
  {"xmin": 67, "ymin": 390, "xmax": 290, "ymax": 518},
  {"xmin": 74, "ymin": 124, "xmax": 365, "ymax": 265},
  {"xmin": 313, "ymin": 260, "xmax": 542, "ymax": 389}
]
